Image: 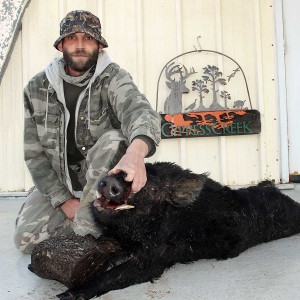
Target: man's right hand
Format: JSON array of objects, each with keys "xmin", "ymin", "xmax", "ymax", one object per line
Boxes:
[{"xmin": 60, "ymin": 198, "xmax": 80, "ymax": 220}]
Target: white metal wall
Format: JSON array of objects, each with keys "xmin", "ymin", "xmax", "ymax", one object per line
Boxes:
[{"xmin": 0, "ymin": 0, "xmax": 280, "ymax": 191}]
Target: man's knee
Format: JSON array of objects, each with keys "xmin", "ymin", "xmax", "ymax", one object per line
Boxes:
[
  {"xmin": 14, "ymin": 190, "xmax": 73, "ymax": 253},
  {"xmin": 87, "ymin": 129, "xmax": 128, "ymax": 158},
  {"xmin": 14, "ymin": 218, "xmax": 74, "ymax": 254},
  {"xmin": 85, "ymin": 130, "xmax": 128, "ymax": 178},
  {"xmin": 14, "ymin": 228, "xmax": 49, "ymax": 254}
]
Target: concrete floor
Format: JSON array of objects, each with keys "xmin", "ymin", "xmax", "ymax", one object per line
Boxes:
[{"xmin": 1, "ymin": 185, "xmax": 300, "ymax": 300}]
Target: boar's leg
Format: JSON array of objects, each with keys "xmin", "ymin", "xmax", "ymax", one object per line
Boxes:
[
  {"xmin": 57, "ymin": 253, "xmax": 166, "ymax": 300},
  {"xmin": 29, "ymin": 234, "xmax": 122, "ymax": 288}
]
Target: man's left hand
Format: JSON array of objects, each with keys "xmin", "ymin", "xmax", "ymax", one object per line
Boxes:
[{"xmin": 108, "ymin": 139, "xmax": 149, "ymax": 193}]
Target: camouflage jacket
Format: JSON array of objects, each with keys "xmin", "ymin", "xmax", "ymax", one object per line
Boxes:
[{"xmin": 24, "ymin": 53, "xmax": 161, "ymax": 208}]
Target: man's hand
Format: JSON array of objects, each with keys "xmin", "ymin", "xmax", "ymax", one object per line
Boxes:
[
  {"xmin": 109, "ymin": 139, "xmax": 149, "ymax": 193},
  {"xmin": 60, "ymin": 198, "xmax": 80, "ymax": 220}
]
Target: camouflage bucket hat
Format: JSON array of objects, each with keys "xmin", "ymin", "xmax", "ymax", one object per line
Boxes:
[{"xmin": 53, "ymin": 10, "xmax": 108, "ymax": 49}]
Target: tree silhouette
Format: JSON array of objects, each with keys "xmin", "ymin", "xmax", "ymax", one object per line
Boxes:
[
  {"xmin": 191, "ymin": 79, "xmax": 209, "ymax": 111},
  {"xmin": 202, "ymin": 65, "xmax": 227, "ymax": 110},
  {"xmin": 220, "ymin": 90, "xmax": 231, "ymax": 109}
]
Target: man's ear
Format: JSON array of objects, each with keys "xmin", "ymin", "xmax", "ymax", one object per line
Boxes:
[
  {"xmin": 98, "ymin": 44, "xmax": 104, "ymax": 53},
  {"xmin": 57, "ymin": 41, "xmax": 63, "ymax": 52}
]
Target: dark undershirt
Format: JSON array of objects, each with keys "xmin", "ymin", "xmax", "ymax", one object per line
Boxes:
[{"xmin": 63, "ymin": 81, "xmax": 86, "ymax": 165}]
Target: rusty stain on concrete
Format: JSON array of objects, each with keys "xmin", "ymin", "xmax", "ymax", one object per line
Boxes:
[{"xmin": 0, "ymin": 0, "xmax": 30, "ymax": 83}]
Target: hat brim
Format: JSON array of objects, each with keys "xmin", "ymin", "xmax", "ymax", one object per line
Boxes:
[{"xmin": 53, "ymin": 30, "xmax": 108, "ymax": 50}]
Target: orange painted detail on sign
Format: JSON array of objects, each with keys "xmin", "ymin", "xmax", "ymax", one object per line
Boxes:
[
  {"xmin": 160, "ymin": 110, "xmax": 261, "ymax": 139},
  {"xmin": 165, "ymin": 110, "xmax": 247, "ymax": 128}
]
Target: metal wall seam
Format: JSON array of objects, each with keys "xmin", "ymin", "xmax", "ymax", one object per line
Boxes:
[
  {"xmin": 135, "ymin": 0, "xmax": 145, "ymax": 91},
  {"xmin": 215, "ymin": 0, "xmax": 228, "ymax": 185},
  {"xmin": 175, "ymin": 0, "xmax": 187, "ymax": 169},
  {"xmin": 97, "ymin": 0, "xmax": 104, "ymax": 38},
  {"xmin": 273, "ymin": 0, "xmax": 289, "ymax": 183},
  {"xmin": 253, "ymin": 0, "xmax": 267, "ymax": 181}
]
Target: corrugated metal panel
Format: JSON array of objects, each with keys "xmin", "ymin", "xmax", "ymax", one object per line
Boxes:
[{"xmin": 0, "ymin": 0, "xmax": 280, "ymax": 191}]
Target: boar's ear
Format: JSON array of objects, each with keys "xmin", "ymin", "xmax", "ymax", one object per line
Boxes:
[{"xmin": 168, "ymin": 176, "xmax": 206, "ymax": 207}]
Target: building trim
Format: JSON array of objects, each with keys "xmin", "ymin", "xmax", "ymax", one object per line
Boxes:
[{"xmin": 0, "ymin": 0, "xmax": 31, "ymax": 83}]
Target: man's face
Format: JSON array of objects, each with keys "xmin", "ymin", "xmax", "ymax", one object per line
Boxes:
[{"xmin": 58, "ymin": 32, "xmax": 103, "ymax": 76}]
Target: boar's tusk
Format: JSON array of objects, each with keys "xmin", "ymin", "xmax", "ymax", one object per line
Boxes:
[{"xmin": 115, "ymin": 204, "xmax": 135, "ymax": 211}]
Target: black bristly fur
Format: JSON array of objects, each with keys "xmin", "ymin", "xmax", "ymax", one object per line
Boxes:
[{"xmin": 57, "ymin": 157, "xmax": 300, "ymax": 300}]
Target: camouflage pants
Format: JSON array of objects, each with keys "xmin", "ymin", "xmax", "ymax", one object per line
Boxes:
[{"xmin": 14, "ymin": 129, "xmax": 128, "ymax": 253}]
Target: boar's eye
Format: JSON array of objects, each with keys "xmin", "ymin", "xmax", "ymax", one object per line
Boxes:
[{"xmin": 145, "ymin": 185, "xmax": 155, "ymax": 191}]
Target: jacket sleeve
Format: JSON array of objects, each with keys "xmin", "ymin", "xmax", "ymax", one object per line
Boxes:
[
  {"xmin": 107, "ymin": 67, "xmax": 161, "ymax": 153},
  {"xmin": 24, "ymin": 86, "xmax": 73, "ymax": 208}
]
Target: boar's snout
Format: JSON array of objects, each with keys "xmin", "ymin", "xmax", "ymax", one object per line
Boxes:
[{"xmin": 98, "ymin": 172, "xmax": 129, "ymax": 202}]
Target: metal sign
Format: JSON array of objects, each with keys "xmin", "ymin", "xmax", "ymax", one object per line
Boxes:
[{"xmin": 156, "ymin": 44, "xmax": 261, "ymax": 139}]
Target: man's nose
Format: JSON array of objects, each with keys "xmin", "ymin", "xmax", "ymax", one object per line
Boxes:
[{"xmin": 75, "ymin": 38, "xmax": 85, "ymax": 49}]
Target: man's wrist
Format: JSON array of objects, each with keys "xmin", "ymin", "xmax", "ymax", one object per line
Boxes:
[
  {"xmin": 133, "ymin": 135, "xmax": 155, "ymax": 158},
  {"xmin": 127, "ymin": 138, "xmax": 149, "ymax": 158}
]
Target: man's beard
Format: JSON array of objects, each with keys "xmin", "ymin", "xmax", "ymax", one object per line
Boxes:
[{"xmin": 63, "ymin": 49, "xmax": 98, "ymax": 73}]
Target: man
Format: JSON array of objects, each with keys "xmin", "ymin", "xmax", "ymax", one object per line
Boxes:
[{"xmin": 14, "ymin": 10, "xmax": 161, "ymax": 254}]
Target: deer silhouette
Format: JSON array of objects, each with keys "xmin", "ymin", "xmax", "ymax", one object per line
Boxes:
[{"xmin": 164, "ymin": 62, "xmax": 197, "ymax": 115}]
